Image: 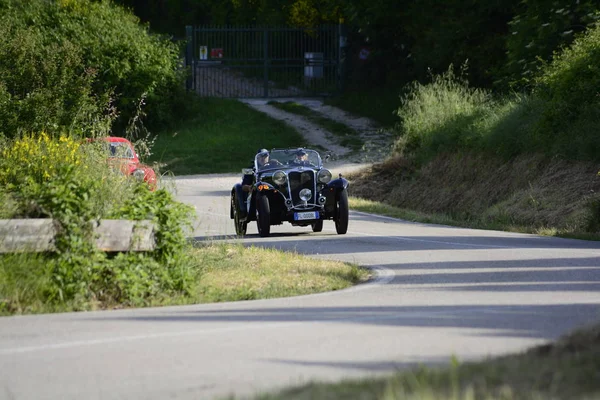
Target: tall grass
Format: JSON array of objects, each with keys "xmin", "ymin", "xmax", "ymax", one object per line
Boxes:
[
  {"xmin": 0, "ymin": 254, "xmax": 53, "ymax": 314},
  {"xmin": 394, "ymin": 23, "xmax": 600, "ymax": 164},
  {"xmin": 392, "ymin": 67, "xmax": 551, "ymax": 162},
  {"xmin": 395, "ymin": 66, "xmax": 494, "ymax": 160}
]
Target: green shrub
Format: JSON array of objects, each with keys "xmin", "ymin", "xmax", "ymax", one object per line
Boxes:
[
  {"xmin": 0, "ymin": 19, "xmax": 111, "ymax": 138},
  {"xmin": 0, "ymin": 0, "xmax": 182, "ymax": 138},
  {"xmin": 0, "ymin": 133, "xmax": 196, "ymax": 310},
  {"xmin": 530, "ymin": 23, "xmax": 600, "ymax": 160},
  {"xmin": 499, "ymin": 0, "xmax": 600, "ymax": 90},
  {"xmin": 111, "ymin": 185, "xmax": 196, "ymax": 292}
]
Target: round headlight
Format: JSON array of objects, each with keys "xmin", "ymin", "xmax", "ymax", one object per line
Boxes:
[
  {"xmin": 132, "ymin": 169, "xmax": 145, "ymax": 181},
  {"xmin": 317, "ymin": 169, "xmax": 332, "ymax": 184},
  {"xmin": 273, "ymin": 170, "xmax": 287, "ymax": 185},
  {"xmin": 299, "ymin": 188, "xmax": 312, "ymax": 201}
]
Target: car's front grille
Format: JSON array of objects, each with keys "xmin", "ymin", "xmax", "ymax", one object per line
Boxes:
[{"xmin": 288, "ymin": 170, "xmax": 315, "ymax": 205}]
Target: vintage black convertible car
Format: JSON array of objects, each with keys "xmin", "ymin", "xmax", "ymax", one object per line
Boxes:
[{"xmin": 230, "ymin": 148, "xmax": 349, "ymax": 237}]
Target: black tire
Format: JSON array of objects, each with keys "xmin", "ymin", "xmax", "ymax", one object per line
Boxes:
[
  {"xmin": 232, "ymin": 193, "xmax": 247, "ymax": 236},
  {"xmin": 335, "ymin": 189, "xmax": 349, "ymax": 234},
  {"xmin": 256, "ymin": 194, "xmax": 271, "ymax": 237},
  {"xmin": 311, "ymin": 219, "xmax": 323, "ymax": 232}
]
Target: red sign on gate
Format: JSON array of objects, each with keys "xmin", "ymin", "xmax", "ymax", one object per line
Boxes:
[{"xmin": 211, "ymin": 48, "xmax": 224, "ymax": 58}]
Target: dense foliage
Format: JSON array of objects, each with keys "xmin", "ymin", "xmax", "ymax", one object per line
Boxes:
[
  {"xmin": 0, "ymin": 0, "xmax": 182, "ymax": 138},
  {"xmin": 0, "ymin": 13, "xmax": 110, "ymax": 138},
  {"xmin": 0, "ymin": 134, "xmax": 196, "ymax": 312},
  {"xmin": 394, "ymin": 21, "xmax": 600, "ymax": 164},
  {"xmin": 531, "ymin": 22, "xmax": 600, "ymax": 160},
  {"xmin": 501, "ymin": 0, "xmax": 600, "ymax": 89},
  {"xmin": 0, "ymin": 0, "xmax": 198, "ymax": 313},
  {"xmin": 114, "ymin": 0, "xmax": 600, "ymax": 92}
]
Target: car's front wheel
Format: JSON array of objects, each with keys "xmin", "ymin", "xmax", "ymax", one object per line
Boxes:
[
  {"xmin": 232, "ymin": 193, "xmax": 247, "ymax": 236},
  {"xmin": 311, "ymin": 220, "xmax": 323, "ymax": 232},
  {"xmin": 256, "ymin": 194, "xmax": 271, "ymax": 237},
  {"xmin": 335, "ymin": 189, "xmax": 349, "ymax": 234}
]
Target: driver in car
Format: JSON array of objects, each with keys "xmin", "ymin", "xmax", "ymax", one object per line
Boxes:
[
  {"xmin": 242, "ymin": 149, "xmax": 282, "ymax": 192},
  {"xmin": 257, "ymin": 149, "xmax": 282, "ymax": 169},
  {"xmin": 290, "ymin": 149, "xmax": 314, "ymax": 166}
]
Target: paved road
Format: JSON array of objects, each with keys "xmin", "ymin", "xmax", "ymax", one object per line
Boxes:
[{"xmin": 1, "ymin": 173, "xmax": 600, "ymax": 400}]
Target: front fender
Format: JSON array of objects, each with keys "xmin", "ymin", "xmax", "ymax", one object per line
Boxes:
[{"xmin": 325, "ymin": 177, "xmax": 349, "ymax": 193}]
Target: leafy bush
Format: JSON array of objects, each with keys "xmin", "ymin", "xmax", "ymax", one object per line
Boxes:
[
  {"xmin": 0, "ymin": 0, "xmax": 182, "ymax": 138},
  {"xmin": 111, "ymin": 185, "xmax": 196, "ymax": 292},
  {"xmin": 0, "ymin": 18, "xmax": 111, "ymax": 138},
  {"xmin": 530, "ymin": 22, "xmax": 600, "ymax": 160},
  {"xmin": 0, "ymin": 133, "xmax": 196, "ymax": 310},
  {"xmin": 500, "ymin": 0, "xmax": 600, "ymax": 90}
]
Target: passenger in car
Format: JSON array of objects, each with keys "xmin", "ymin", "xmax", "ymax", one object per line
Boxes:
[{"xmin": 290, "ymin": 149, "xmax": 315, "ymax": 166}]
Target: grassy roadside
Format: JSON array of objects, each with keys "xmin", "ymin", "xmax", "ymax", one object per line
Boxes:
[
  {"xmin": 267, "ymin": 100, "xmax": 364, "ymax": 150},
  {"xmin": 249, "ymin": 322, "xmax": 600, "ymax": 400},
  {"xmin": 345, "ymin": 153, "xmax": 600, "ymax": 241},
  {"xmin": 149, "ymin": 99, "xmax": 308, "ymax": 175},
  {"xmin": 188, "ymin": 243, "xmax": 369, "ymax": 303},
  {"xmin": 0, "ymin": 243, "xmax": 369, "ymax": 315},
  {"xmin": 348, "ymin": 197, "xmax": 600, "ymax": 241}
]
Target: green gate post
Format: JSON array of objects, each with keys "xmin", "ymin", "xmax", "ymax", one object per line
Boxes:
[
  {"xmin": 185, "ymin": 25, "xmax": 193, "ymax": 91},
  {"xmin": 338, "ymin": 21, "xmax": 348, "ymax": 94},
  {"xmin": 263, "ymin": 27, "xmax": 269, "ymax": 98}
]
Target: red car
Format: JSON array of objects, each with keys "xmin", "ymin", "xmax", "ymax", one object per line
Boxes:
[{"xmin": 101, "ymin": 137, "xmax": 157, "ymax": 190}]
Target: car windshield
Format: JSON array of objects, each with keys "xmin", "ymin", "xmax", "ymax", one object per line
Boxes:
[
  {"xmin": 255, "ymin": 148, "xmax": 322, "ymax": 171},
  {"xmin": 108, "ymin": 142, "xmax": 134, "ymax": 159}
]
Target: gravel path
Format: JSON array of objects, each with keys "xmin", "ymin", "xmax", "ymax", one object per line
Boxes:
[{"xmin": 239, "ymin": 98, "xmax": 396, "ymax": 171}]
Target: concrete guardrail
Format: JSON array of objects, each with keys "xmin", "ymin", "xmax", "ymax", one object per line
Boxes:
[{"xmin": 0, "ymin": 219, "xmax": 155, "ymax": 253}]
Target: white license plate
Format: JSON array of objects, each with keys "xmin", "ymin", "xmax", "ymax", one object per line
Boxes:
[{"xmin": 294, "ymin": 211, "xmax": 319, "ymax": 221}]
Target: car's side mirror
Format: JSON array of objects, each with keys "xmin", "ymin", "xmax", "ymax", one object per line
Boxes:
[
  {"xmin": 242, "ymin": 168, "xmax": 254, "ymax": 175},
  {"xmin": 324, "ymin": 153, "xmax": 331, "ymax": 163}
]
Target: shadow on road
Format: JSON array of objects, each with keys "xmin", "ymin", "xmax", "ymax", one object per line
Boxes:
[
  {"xmin": 192, "ymin": 233, "xmax": 600, "ymax": 292},
  {"xmin": 262, "ymin": 356, "xmax": 451, "ymax": 372},
  {"xmin": 195, "ymin": 233, "xmax": 600, "ymax": 254},
  {"xmin": 107, "ymin": 304, "xmax": 600, "ymax": 341},
  {"xmin": 388, "ymin": 267, "xmax": 600, "ymax": 286}
]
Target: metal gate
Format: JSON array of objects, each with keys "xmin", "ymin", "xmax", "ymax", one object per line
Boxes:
[{"xmin": 184, "ymin": 25, "xmax": 343, "ymax": 98}]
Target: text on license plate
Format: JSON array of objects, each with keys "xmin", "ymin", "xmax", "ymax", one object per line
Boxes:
[{"xmin": 294, "ymin": 211, "xmax": 319, "ymax": 221}]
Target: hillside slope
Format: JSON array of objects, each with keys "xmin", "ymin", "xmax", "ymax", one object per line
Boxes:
[{"xmin": 347, "ymin": 152, "xmax": 600, "ymax": 237}]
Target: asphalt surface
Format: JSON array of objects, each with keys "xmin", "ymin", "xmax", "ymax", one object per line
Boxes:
[{"xmin": 1, "ymin": 172, "xmax": 600, "ymax": 400}]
